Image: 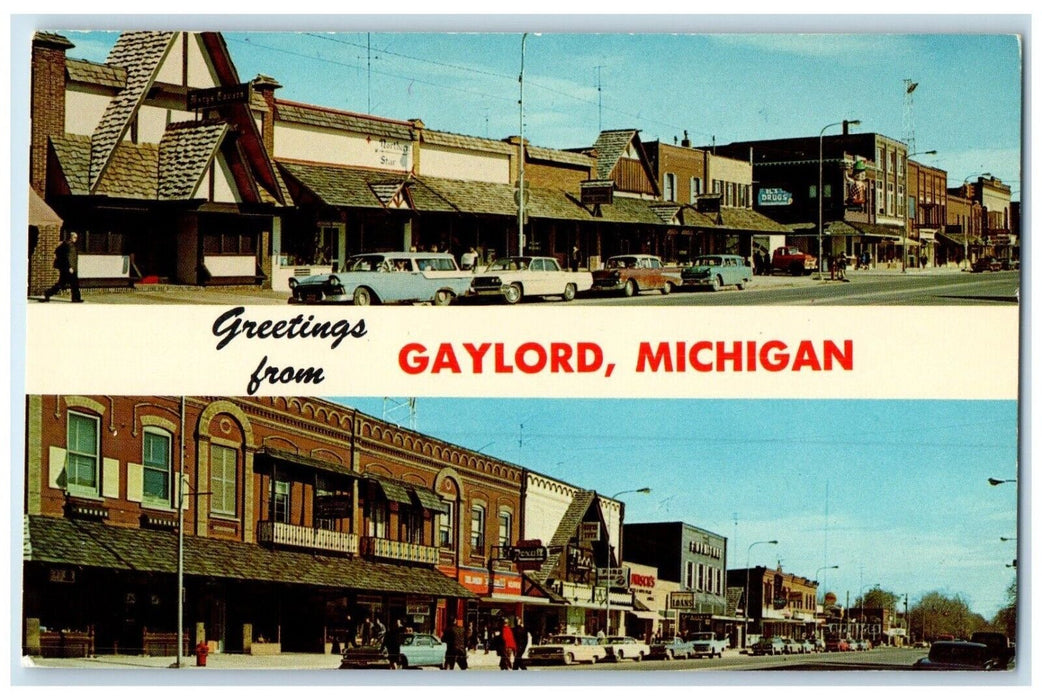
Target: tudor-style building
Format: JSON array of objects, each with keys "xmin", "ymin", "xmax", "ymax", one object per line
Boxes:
[
  {"xmin": 29, "ymin": 32, "xmax": 287, "ymax": 295},
  {"xmin": 22, "ymin": 395, "xmax": 533, "ymax": 656}
]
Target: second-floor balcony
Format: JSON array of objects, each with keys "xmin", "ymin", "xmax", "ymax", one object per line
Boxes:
[
  {"xmin": 257, "ymin": 520, "xmax": 359, "ymax": 556},
  {"xmin": 360, "ymin": 536, "xmax": 439, "ymax": 565}
]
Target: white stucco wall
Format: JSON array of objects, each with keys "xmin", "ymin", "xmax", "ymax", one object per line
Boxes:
[
  {"xmin": 418, "ymin": 145, "xmax": 511, "ymax": 183},
  {"xmin": 65, "ymin": 90, "xmax": 112, "ymax": 135},
  {"xmin": 210, "ymin": 151, "xmax": 239, "ymax": 203},
  {"xmin": 274, "ymin": 122, "xmax": 413, "ymax": 171},
  {"xmin": 523, "ymin": 473, "xmax": 578, "ymax": 545}
]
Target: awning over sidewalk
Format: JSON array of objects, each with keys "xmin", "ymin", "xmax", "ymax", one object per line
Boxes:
[{"xmin": 25, "ymin": 515, "xmax": 474, "ymax": 598}]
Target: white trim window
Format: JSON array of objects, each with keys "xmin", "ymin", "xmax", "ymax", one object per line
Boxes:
[
  {"xmin": 439, "ymin": 500, "xmax": 455, "ymax": 549},
  {"xmin": 690, "ymin": 177, "xmax": 703, "ymax": 203},
  {"xmin": 142, "ymin": 428, "xmax": 172, "ymax": 505},
  {"xmin": 67, "ymin": 412, "xmax": 100, "ymax": 496},
  {"xmin": 209, "ymin": 444, "xmax": 238, "ymax": 516},
  {"xmin": 498, "ymin": 509, "xmax": 513, "ymax": 547},
  {"xmin": 470, "ymin": 504, "xmax": 486, "ymax": 555},
  {"xmin": 369, "ymin": 499, "xmax": 388, "ymax": 538},
  {"xmin": 273, "ymin": 479, "xmax": 290, "ymax": 523},
  {"xmin": 685, "ymin": 561, "xmax": 695, "ymax": 589},
  {"xmin": 663, "ymin": 173, "xmax": 677, "ymax": 202}
]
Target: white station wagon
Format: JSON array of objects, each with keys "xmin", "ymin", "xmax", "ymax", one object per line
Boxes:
[
  {"xmin": 470, "ymin": 256, "xmax": 593, "ymax": 304},
  {"xmin": 527, "ymin": 634, "xmax": 604, "ymax": 665}
]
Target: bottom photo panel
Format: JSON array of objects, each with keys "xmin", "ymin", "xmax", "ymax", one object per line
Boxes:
[{"xmin": 21, "ymin": 395, "xmax": 1019, "ymax": 677}]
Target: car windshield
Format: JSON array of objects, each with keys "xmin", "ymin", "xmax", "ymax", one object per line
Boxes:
[
  {"xmin": 488, "ymin": 257, "xmax": 533, "ymax": 271},
  {"xmin": 345, "ymin": 255, "xmax": 386, "ymax": 272},
  {"xmin": 548, "ymin": 636, "xmax": 578, "ymax": 645},
  {"xmin": 930, "ymin": 643, "xmax": 988, "ymax": 665},
  {"xmin": 695, "ymin": 257, "xmax": 723, "ymax": 266}
]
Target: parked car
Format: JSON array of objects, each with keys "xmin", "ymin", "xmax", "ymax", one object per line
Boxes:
[
  {"xmin": 527, "ymin": 634, "xmax": 604, "ymax": 665},
  {"xmin": 590, "ymin": 254, "xmax": 681, "ymax": 296},
  {"xmin": 971, "ymin": 256, "xmax": 1003, "ymax": 273},
  {"xmin": 688, "ymin": 631, "xmax": 726, "ymax": 658},
  {"xmin": 780, "ymin": 637, "xmax": 801, "ymax": 654},
  {"xmin": 750, "ymin": 636, "xmax": 785, "ymax": 656},
  {"xmin": 912, "ymin": 640, "xmax": 1003, "ymax": 670},
  {"xmin": 339, "ymin": 633, "xmax": 447, "ymax": 669},
  {"xmin": 771, "ymin": 246, "xmax": 818, "ymax": 275},
  {"xmin": 969, "ymin": 631, "xmax": 1015, "ymax": 669},
  {"xmin": 288, "ymin": 252, "xmax": 473, "ymax": 306},
  {"xmin": 851, "ymin": 638, "xmax": 870, "ymax": 651},
  {"xmin": 469, "ymin": 256, "xmax": 593, "ymax": 304},
  {"xmin": 825, "ymin": 637, "xmax": 850, "ymax": 652},
  {"xmin": 798, "ymin": 638, "xmax": 817, "ymax": 654},
  {"xmin": 602, "ymin": 635, "xmax": 650, "ymax": 662},
  {"xmin": 680, "ymin": 254, "xmax": 753, "ymax": 291},
  {"xmin": 646, "ymin": 636, "xmax": 695, "ymax": 660}
]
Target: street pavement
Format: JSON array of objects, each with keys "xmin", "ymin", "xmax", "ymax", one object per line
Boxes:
[{"xmin": 27, "ymin": 264, "xmax": 986, "ymax": 305}]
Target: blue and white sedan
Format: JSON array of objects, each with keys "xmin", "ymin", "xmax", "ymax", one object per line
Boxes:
[
  {"xmin": 680, "ymin": 254, "xmax": 753, "ymax": 291},
  {"xmin": 288, "ymin": 252, "xmax": 473, "ymax": 306},
  {"xmin": 339, "ymin": 633, "xmax": 447, "ymax": 669}
]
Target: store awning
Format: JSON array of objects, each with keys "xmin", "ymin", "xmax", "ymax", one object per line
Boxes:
[
  {"xmin": 368, "ymin": 476, "xmax": 413, "ymax": 505},
  {"xmin": 627, "ymin": 609, "xmax": 664, "ymax": 620},
  {"xmin": 257, "ymin": 446, "xmax": 354, "ymax": 477},
  {"xmin": 25, "ymin": 515, "xmax": 474, "ymax": 598},
  {"xmin": 410, "ymin": 485, "xmax": 449, "ymax": 514},
  {"xmin": 29, "ymin": 188, "xmax": 62, "ymax": 226}
]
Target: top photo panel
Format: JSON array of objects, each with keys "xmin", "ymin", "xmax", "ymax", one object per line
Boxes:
[{"xmin": 27, "ymin": 30, "xmax": 1021, "ymax": 307}]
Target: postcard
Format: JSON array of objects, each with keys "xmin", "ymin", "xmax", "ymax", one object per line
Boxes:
[{"xmin": 11, "ymin": 16, "xmax": 1025, "ymax": 685}]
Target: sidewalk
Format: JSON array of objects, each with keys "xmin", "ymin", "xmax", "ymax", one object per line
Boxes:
[{"xmin": 23, "ymin": 648, "xmax": 514, "ymax": 671}]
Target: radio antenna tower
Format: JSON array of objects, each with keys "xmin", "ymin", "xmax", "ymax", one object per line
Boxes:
[
  {"xmin": 382, "ymin": 397, "xmax": 417, "ymax": 431},
  {"xmin": 903, "ymin": 79, "xmax": 919, "ymax": 155}
]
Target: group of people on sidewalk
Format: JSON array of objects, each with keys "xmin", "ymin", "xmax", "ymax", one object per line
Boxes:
[{"xmin": 442, "ymin": 617, "xmax": 531, "ymax": 671}]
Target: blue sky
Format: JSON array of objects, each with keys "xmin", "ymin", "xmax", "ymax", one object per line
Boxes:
[
  {"xmin": 335, "ymin": 397, "xmax": 1019, "ymax": 619},
  {"xmin": 56, "ymin": 23, "xmax": 1023, "ymax": 197}
]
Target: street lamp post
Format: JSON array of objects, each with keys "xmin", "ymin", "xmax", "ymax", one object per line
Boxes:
[
  {"xmin": 744, "ymin": 540, "xmax": 778, "ymax": 647},
  {"xmin": 604, "ymin": 488, "xmax": 649, "ymax": 635},
  {"xmin": 818, "ymin": 119, "xmax": 860, "ymax": 280},
  {"xmin": 814, "ymin": 565, "xmax": 839, "ymax": 598},
  {"xmin": 517, "ymin": 33, "xmax": 528, "ymax": 257}
]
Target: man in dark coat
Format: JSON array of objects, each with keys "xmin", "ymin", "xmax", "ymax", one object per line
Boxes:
[
  {"xmin": 512, "ymin": 619, "xmax": 529, "ymax": 670},
  {"xmin": 43, "ymin": 231, "xmax": 81, "ymax": 302},
  {"xmin": 384, "ymin": 619, "xmax": 404, "ymax": 669},
  {"xmin": 443, "ymin": 618, "xmax": 468, "ymax": 670}
]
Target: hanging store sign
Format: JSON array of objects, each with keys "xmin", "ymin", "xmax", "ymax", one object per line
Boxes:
[
  {"xmin": 315, "ymin": 495, "xmax": 352, "ymax": 519},
  {"xmin": 758, "ymin": 188, "xmax": 793, "ymax": 206},
  {"xmin": 579, "ymin": 522, "xmax": 601, "ymax": 542},
  {"xmin": 669, "ymin": 591, "xmax": 695, "ymax": 610},
  {"xmin": 187, "ymin": 83, "xmax": 251, "ymax": 110},
  {"xmin": 597, "ymin": 567, "xmax": 629, "ymax": 588}
]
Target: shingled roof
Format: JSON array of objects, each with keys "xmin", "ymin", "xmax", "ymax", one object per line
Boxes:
[
  {"xmin": 590, "ymin": 129, "xmax": 640, "ymax": 181},
  {"xmin": 276, "ymin": 101, "xmax": 414, "ymax": 142},
  {"xmin": 25, "ymin": 515, "xmax": 473, "ymax": 598},
  {"xmin": 66, "ymin": 58, "xmax": 126, "ymax": 89},
  {"xmin": 157, "ymin": 121, "xmax": 228, "ymax": 200},
  {"xmin": 89, "ymin": 31, "xmax": 176, "ymax": 192},
  {"xmin": 422, "ymin": 130, "xmax": 515, "ymax": 155},
  {"xmin": 278, "ymin": 162, "xmax": 456, "ymax": 212},
  {"xmin": 529, "ymin": 490, "xmax": 598, "ymax": 584}
]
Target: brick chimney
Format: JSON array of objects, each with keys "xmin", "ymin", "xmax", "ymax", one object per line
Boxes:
[
  {"xmin": 250, "ymin": 74, "xmax": 281, "ymax": 156},
  {"xmin": 30, "ymin": 32, "xmax": 74, "ymax": 194}
]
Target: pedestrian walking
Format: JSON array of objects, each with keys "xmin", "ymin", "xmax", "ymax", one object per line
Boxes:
[
  {"xmin": 344, "ymin": 614, "xmax": 358, "ymax": 649},
  {"xmin": 497, "ymin": 619, "xmax": 516, "ymax": 670},
  {"xmin": 512, "ymin": 619, "xmax": 529, "ymax": 670},
  {"xmin": 43, "ymin": 232, "xmax": 82, "ymax": 302},
  {"xmin": 371, "ymin": 617, "xmax": 385, "ymax": 648},
  {"xmin": 443, "ymin": 618, "xmax": 468, "ymax": 670},
  {"xmin": 836, "ymin": 253, "xmax": 848, "ymax": 281},
  {"xmin": 385, "ymin": 619, "xmax": 404, "ymax": 669},
  {"xmin": 360, "ymin": 617, "xmax": 372, "ymax": 647},
  {"xmin": 570, "ymin": 244, "xmax": 582, "ymax": 272}
]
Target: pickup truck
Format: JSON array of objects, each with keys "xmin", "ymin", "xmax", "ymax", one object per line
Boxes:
[
  {"xmin": 470, "ymin": 256, "xmax": 593, "ymax": 304},
  {"xmin": 688, "ymin": 631, "xmax": 726, "ymax": 658},
  {"xmin": 771, "ymin": 246, "xmax": 818, "ymax": 276}
]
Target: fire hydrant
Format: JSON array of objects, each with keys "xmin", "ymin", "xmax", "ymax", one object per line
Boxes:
[{"xmin": 195, "ymin": 641, "xmax": 209, "ymax": 667}]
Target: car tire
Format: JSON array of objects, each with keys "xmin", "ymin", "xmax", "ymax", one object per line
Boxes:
[
  {"xmin": 711, "ymin": 275, "xmax": 722, "ymax": 292},
  {"xmin": 353, "ymin": 286, "xmax": 374, "ymax": 306},
  {"xmin": 666, "ymin": 650, "xmax": 674, "ymax": 661},
  {"xmin": 562, "ymin": 283, "xmax": 577, "ymax": 302},
  {"xmin": 623, "ymin": 279, "xmax": 637, "ymax": 297},
  {"xmin": 398, "ymin": 655, "xmax": 408, "ymax": 669},
  {"xmin": 564, "ymin": 652, "xmax": 574, "ymax": 666},
  {"xmin": 636, "ymin": 652, "xmax": 643, "ymax": 662},
  {"xmin": 661, "ymin": 281, "xmax": 673, "ymax": 295},
  {"xmin": 432, "ymin": 289, "xmax": 454, "ymax": 306},
  {"xmin": 504, "ymin": 283, "xmax": 523, "ymax": 305},
  {"xmin": 789, "ymin": 263, "xmax": 803, "ymax": 276},
  {"xmin": 736, "ymin": 279, "xmax": 747, "ymax": 290}
]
